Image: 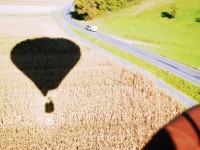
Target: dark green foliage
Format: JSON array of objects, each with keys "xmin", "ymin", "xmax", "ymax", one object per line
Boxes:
[
  {"xmin": 71, "ymin": 11, "xmax": 88, "ymax": 20},
  {"xmin": 161, "ymin": 12, "xmax": 174, "ymax": 19},
  {"xmin": 73, "ymin": 0, "xmax": 138, "ymax": 20},
  {"xmin": 195, "ymin": 10, "xmax": 200, "ymax": 23},
  {"xmin": 195, "ymin": 18, "xmax": 200, "ymax": 22},
  {"xmin": 161, "ymin": 5, "xmax": 178, "ymax": 19}
]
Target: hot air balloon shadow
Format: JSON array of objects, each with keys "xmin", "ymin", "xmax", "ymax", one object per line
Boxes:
[{"xmin": 11, "ymin": 37, "xmax": 81, "ymax": 113}]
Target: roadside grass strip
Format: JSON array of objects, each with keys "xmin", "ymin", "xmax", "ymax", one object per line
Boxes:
[{"xmin": 71, "ymin": 27, "xmax": 200, "ymax": 103}]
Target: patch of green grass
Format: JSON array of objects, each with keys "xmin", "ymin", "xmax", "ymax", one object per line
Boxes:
[
  {"xmin": 92, "ymin": 0, "xmax": 200, "ymax": 69},
  {"xmin": 71, "ymin": 26, "xmax": 200, "ymax": 103}
]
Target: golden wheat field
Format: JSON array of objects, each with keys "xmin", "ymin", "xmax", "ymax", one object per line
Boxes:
[{"xmin": 0, "ymin": 13, "xmax": 186, "ymax": 149}]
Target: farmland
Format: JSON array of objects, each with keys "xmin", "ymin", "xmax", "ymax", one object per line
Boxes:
[
  {"xmin": 91, "ymin": 0, "xmax": 200, "ymax": 69},
  {"xmin": 76, "ymin": 0, "xmax": 200, "ymax": 102},
  {"xmin": 0, "ymin": 6, "xmax": 185, "ymax": 150}
]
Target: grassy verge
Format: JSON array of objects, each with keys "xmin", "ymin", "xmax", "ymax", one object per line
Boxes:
[{"xmin": 70, "ymin": 26, "xmax": 200, "ymax": 103}]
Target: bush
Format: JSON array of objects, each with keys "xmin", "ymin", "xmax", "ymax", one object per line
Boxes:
[
  {"xmin": 161, "ymin": 12, "xmax": 174, "ymax": 19},
  {"xmin": 195, "ymin": 18, "xmax": 200, "ymax": 22},
  {"xmin": 70, "ymin": 11, "xmax": 88, "ymax": 20},
  {"xmin": 195, "ymin": 10, "xmax": 200, "ymax": 23},
  {"xmin": 161, "ymin": 4, "xmax": 178, "ymax": 19}
]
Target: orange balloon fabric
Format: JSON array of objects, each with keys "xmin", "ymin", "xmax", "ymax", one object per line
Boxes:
[{"xmin": 143, "ymin": 105, "xmax": 200, "ymax": 150}]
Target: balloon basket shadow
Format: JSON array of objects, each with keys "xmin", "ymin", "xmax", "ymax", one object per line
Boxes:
[{"xmin": 45, "ymin": 97, "xmax": 54, "ymax": 113}]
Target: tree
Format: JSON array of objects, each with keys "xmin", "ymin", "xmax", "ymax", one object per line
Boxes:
[
  {"xmin": 73, "ymin": 0, "xmax": 138, "ymax": 20},
  {"xmin": 161, "ymin": 4, "xmax": 178, "ymax": 19}
]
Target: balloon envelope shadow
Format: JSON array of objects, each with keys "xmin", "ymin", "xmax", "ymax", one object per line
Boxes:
[{"xmin": 11, "ymin": 37, "xmax": 81, "ymax": 96}]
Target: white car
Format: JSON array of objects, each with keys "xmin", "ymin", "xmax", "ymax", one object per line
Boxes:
[{"xmin": 85, "ymin": 25, "xmax": 98, "ymax": 32}]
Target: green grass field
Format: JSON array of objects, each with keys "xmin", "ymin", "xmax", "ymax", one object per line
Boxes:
[
  {"xmin": 71, "ymin": 26, "xmax": 200, "ymax": 103},
  {"xmin": 91, "ymin": 0, "xmax": 200, "ymax": 69}
]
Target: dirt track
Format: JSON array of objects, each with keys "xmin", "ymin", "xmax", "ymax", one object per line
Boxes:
[{"xmin": 0, "ymin": 8, "xmax": 185, "ymax": 149}]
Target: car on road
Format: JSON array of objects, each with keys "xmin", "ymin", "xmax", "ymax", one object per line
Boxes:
[{"xmin": 85, "ymin": 25, "xmax": 98, "ymax": 32}]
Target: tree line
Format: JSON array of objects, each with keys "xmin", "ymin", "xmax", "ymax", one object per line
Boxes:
[{"xmin": 73, "ymin": 0, "xmax": 140, "ymax": 20}]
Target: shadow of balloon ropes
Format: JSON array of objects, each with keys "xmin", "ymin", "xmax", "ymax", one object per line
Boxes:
[{"xmin": 11, "ymin": 37, "xmax": 81, "ymax": 113}]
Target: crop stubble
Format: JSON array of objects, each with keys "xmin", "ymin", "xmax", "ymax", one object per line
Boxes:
[{"xmin": 0, "ymin": 15, "xmax": 185, "ymax": 149}]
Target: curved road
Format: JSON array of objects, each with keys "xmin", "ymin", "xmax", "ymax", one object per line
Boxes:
[
  {"xmin": 52, "ymin": 7, "xmax": 197, "ymax": 107},
  {"xmin": 62, "ymin": 6, "xmax": 200, "ymax": 88}
]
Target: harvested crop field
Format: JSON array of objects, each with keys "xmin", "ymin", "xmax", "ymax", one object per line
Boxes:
[{"xmin": 0, "ymin": 13, "xmax": 185, "ymax": 149}]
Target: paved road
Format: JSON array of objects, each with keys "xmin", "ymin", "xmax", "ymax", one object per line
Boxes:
[
  {"xmin": 62, "ymin": 6, "xmax": 200, "ymax": 87},
  {"xmin": 53, "ymin": 9, "xmax": 197, "ymax": 107}
]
